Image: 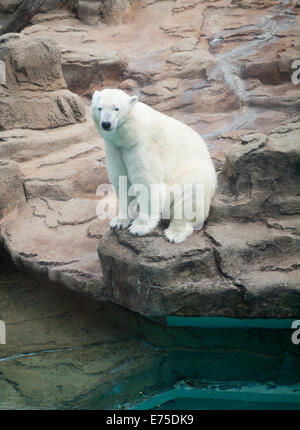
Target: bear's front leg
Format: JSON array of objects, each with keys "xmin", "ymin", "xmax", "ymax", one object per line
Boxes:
[{"xmin": 110, "ymin": 192, "xmax": 137, "ymax": 230}]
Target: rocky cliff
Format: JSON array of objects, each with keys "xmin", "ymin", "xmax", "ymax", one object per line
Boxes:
[{"xmin": 0, "ymin": 0, "xmax": 299, "ymax": 318}]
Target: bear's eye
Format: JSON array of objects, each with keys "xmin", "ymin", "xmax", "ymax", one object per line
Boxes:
[{"xmin": 98, "ymin": 107, "xmax": 102, "ymax": 111}]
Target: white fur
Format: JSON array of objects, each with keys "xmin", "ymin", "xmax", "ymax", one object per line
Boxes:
[{"xmin": 90, "ymin": 89, "xmax": 217, "ymax": 243}]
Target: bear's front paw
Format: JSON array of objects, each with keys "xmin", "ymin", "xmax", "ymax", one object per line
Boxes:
[
  {"xmin": 128, "ymin": 217, "xmax": 158, "ymax": 236},
  {"xmin": 109, "ymin": 216, "xmax": 132, "ymax": 230}
]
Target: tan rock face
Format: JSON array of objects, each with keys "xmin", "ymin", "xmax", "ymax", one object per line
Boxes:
[
  {"xmin": 21, "ymin": 24, "xmax": 127, "ymax": 95},
  {"xmin": 0, "ymin": 90, "xmax": 86, "ymax": 130},
  {"xmin": 1, "ymin": 36, "xmax": 66, "ymax": 91},
  {"xmin": 76, "ymin": 1, "xmax": 103, "ymax": 25}
]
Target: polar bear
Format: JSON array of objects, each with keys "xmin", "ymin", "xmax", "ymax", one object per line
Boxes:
[{"xmin": 90, "ymin": 88, "xmax": 217, "ymax": 243}]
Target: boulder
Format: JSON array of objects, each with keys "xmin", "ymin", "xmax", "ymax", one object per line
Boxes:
[
  {"xmin": 0, "ymin": 35, "xmax": 86, "ymax": 130},
  {"xmin": 211, "ymin": 123, "xmax": 300, "ymax": 221},
  {"xmin": 0, "ymin": 35, "xmax": 66, "ymax": 90},
  {"xmin": 76, "ymin": 1, "xmax": 102, "ymax": 25},
  {"xmin": 75, "ymin": 0, "xmax": 135, "ymax": 25}
]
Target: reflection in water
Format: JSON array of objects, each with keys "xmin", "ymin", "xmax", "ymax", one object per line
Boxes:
[{"xmin": 0, "ymin": 255, "xmax": 153, "ymax": 409}]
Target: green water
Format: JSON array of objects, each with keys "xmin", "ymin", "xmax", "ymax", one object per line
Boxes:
[
  {"xmin": 131, "ymin": 382, "xmax": 300, "ymax": 410},
  {"xmin": 0, "ymin": 252, "xmax": 299, "ymax": 410}
]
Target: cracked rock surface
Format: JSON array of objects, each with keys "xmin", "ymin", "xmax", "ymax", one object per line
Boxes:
[{"xmin": 0, "ymin": 0, "xmax": 299, "ymax": 318}]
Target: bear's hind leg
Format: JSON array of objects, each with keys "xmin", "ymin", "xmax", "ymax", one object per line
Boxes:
[{"xmin": 164, "ymin": 166, "xmax": 216, "ymax": 243}]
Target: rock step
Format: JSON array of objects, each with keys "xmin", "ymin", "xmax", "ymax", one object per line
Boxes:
[
  {"xmin": 0, "ymin": 117, "xmax": 96, "ymax": 162},
  {"xmin": 0, "ymin": 198, "xmax": 109, "ymax": 299},
  {"xmin": 21, "ymin": 137, "xmax": 107, "ymax": 200}
]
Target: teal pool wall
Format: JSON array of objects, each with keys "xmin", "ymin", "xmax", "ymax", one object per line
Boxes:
[
  {"xmin": 136, "ymin": 315, "xmax": 300, "ymax": 386},
  {"xmin": 165, "ymin": 316, "xmax": 296, "ymax": 329},
  {"xmin": 130, "ymin": 316, "xmax": 300, "ymax": 410},
  {"xmin": 131, "ymin": 382, "xmax": 300, "ymax": 410}
]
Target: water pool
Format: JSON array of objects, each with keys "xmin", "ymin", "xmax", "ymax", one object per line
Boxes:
[
  {"xmin": 131, "ymin": 381, "xmax": 300, "ymax": 410},
  {"xmin": 0, "ymin": 254, "xmax": 299, "ymax": 410}
]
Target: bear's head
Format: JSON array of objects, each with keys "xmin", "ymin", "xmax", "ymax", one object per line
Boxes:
[{"xmin": 90, "ymin": 88, "xmax": 138, "ymax": 133}]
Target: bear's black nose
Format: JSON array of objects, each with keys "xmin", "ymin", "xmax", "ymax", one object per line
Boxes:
[{"xmin": 102, "ymin": 121, "xmax": 111, "ymax": 130}]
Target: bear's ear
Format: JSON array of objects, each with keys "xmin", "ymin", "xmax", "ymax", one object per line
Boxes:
[
  {"xmin": 92, "ymin": 91, "xmax": 101, "ymax": 106},
  {"xmin": 130, "ymin": 95, "xmax": 138, "ymax": 106}
]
